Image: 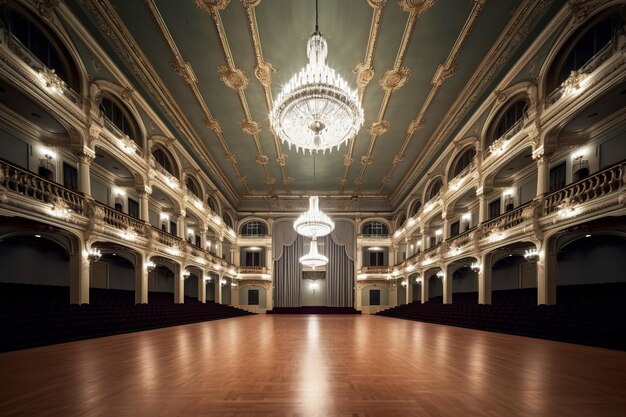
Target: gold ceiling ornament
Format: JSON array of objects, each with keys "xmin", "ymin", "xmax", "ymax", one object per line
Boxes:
[
  {"xmin": 353, "ymin": 63, "xmax": 375, "ymax": 89},
  {"xmin": 254, "ymin": 61, "xmax": 275, "ymax": 87},
  {"xmin": 238, "ymin": 175, "xmax": 247, "ymax": 183},
  {"xmin": 431, "ymin": 63, "xmax": 456, "ymax": 86},
  {"xmin": 217, "ymin": 66, "xmax": 249, "ymax": 90},
  {"xmin": 241, "ymin": 119, "xmax": 261, "ymax": 135},
  {"xmin": 353, "ymin": 178, "xmax": 365, "ymax": 185},
  {"xmin": 242, "ymin": 0, "xmax": 262, "ymax": 7},
  {"xmin": 204, "ymin": 117, "xmax": 222, "ymax": 134},
  {"xmin": 269, "ymin": 0, "xmax": 364, "ymax": 154},
  {"xmin": 343, "ymin": 154, "xmax": 353, "ymax": 167},
  {"xmin": 255, "ymin": 154, "xmax": 269, "ymax": 165},
  {"xmin": 360, "ymin": 155, "xmax": 375, "ymax": 166},
  {"xmin": 368, "ymin": 120, "xmax": 390, "ymax": 136},
  {"xmin": 282, "ymin": 177, "xmax": 294, "ymax": 186},
  {"xmin": 493, "ymin": 89, "xmax": 507, "ymax": 102},
  {"xmin": 367, "ymin": 0, "xmax": 387, "ymax": 9},
  {"xmin": 380, "ymin": 67, "xmax": 411, "ymax": 92},
  {"xmin": 225, "ymin": 153, "xmax": 238, "ymax": 164},
  {"xmin": 399, "ymin": 0, "xmax": 436, "ymax": 15},
  {"xmin": 338, "ymin": 178, "xmax": 348, "ymax": 186},
  {"xmin": 195, "ymin": 0, "xmax": 229, "ymax": 12},
  {"xmin": 275, "ymin": 154, "xmax": 287, "ymax": 166},
  {"xmin": 392, "ymin": 153, "xmax": 405, "ymax": 164},
  {"xmin": 264, "ymin": 177, "xmax": 276, "ymax": 185},
  {"xmin": 172, "ymin": 59, "xmax": 197, "ymax": 85},
  {"xmin": 407, "ymin": 117, "xmax": 424, "ymax": 134}
]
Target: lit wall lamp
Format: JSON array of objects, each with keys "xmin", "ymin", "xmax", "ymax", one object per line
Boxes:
[
  {"xmin": 524, "ymin": 248, "xmax": 540, "ymax": 262},
  {"xmin": 182, "ymin": 269, "xmax": 191, "ymax": 279},
  {"xmin": 146, "ymin": 260, "xmax": 156, "ymax": 272},
  {"xmin": 401, "ymin": 279, "xmax": 407, "ymax": 287},
  {"xmin": 221, "ymin": 278, "xmax": 228, "ymax": 286},
  {"xmin": 415, "ymin": 276, "xmax": 422, "ymax": 284},
  {"xmin": 470, "ymin": 262, "xmax": 480, "ymax": 272},
  {"xmin": 436, "ymin": 270, "xmax": 445, "ymax": 279},
  {"xmin": 87, "ymin": 248, "xmax": 102, "ymax": 262},
  {"xmin": 204, "ymin": 275, "xmax": 212, "ymax": 283}
]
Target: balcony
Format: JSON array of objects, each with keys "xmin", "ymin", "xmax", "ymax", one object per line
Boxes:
[{"xmin": 359, "ymin": 266, "xmax": 391, "ymax": 275}]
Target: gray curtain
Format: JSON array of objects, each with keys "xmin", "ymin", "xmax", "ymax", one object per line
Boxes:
[
  {"xmin": 323, "ymin": 235, "xmax": 354, "ymax": 307},
  {"xmin": 274, "ymin": 234, "xmax": 304, "ymax": 307}
]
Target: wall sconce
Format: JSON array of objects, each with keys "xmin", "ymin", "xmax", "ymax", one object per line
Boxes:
[
  {"xmin": 401, "ymin": 279, "xmax": 407, "ymax": 287},
  {"xmin": 470, "ymin": 262, "xmax": 480, "ymax": 272},
  {"xmin": 436, "ymin": 270, "xmax": 445, "ymax": 279},
  {"xmin": 221, "ymin": 278, "xmax": 228, "ymax": 286},
  {"xmin": 310, "ymin": 281, "xmax": 318, "ymax": 293},
  {"xmin": 87, "ymin": 248, "xmax": 102, "ymax": 262},
  {"xmin": 415, "ymin": 276, "xmax": 422, "ymax": 284},
  {"xmin": 462, "ymin": 212, "xmax": 472, "ymax": 222},
  {"xmin": 204, "ymin": 275, "xmax": 212, "ymax": 282},
  {"xmin": 435, "ymin": 229, "xmax": 443, "ymax": 236},
  {"xmin": 146, "ymin": 260, "xmax": 156, "ymax": 272},
  {"xmin": 524, "ymin": 248, "xmax": 540, "ymax": 262},
  {"xmin": 182, "ymin": 269, "xmax": 191, "ymax": 279}
]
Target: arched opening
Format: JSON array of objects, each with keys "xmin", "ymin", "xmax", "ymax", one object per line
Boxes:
[
  {"xmin": 450, "ymin": 147, "xmax": 476, "ymax": 179},
  {"xmin": 557, "ymin": 234, "xmax": 626, "ymax": 286},
  {"xmin": 222, "ymin": 212, "xmax": 234, "ymax": 229},
  {"xmin": 426, "ymin": 178, "xmax": 443, "ymax": 201},
  {"xmin": 240, "ymin": 220, "xmax": 268, "ymax": 236},
  {"xmin": 488, "ymin": 98, "xmax": 528, "ymax": 146},
  {"xmin": 148, "ymin": 257, "xmax": 177, "ymax": 303},
  {"xmin": 152, "ymin": 146, "xmax": 178, "ymax": 178},
  {"xmin": 207, "ymin": 195, "xmax": 218, "ymax": 213},
  {"xmin": 185, "ymin": 175, "xmax": 202, "ymax": 199},
  {"xmin": 396, "ymin": 214, "xmax": 406, "ymax": 229},
  {"xmin": 427, "ymin": 272, "xmax": 443, "ymax": 301},
  {"xmin": 99, "ymin": 95, "xmax": 142, "ymax": 148},
  {"xmin": 183, "ymin": 266, "xmax": 203, "ymax": 301},
  {"xmin": 409, "ymin": 200, "xmax": 421, "ymax": 217},
  {"xmin": 361, "ymin": 221, "xmax": 389, "ymax": 237},
  {"xmin": 0, "ymin": 4, "xmax": 80, "ymax": 92},
  {"xmin": 547, "ymin": 11, "xmax": 625, "ymax": 95}
]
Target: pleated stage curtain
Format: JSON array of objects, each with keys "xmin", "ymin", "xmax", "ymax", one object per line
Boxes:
[
  {"xmin": 323, "ymin": 234, "xmax": 354, "ymax": 307},
  {"xmin": 273, "ymin": 221, "xmax": 303, "ymax": 307}
]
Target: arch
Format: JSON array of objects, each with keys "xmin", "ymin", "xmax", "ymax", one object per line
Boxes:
[
  {"xmin": 448, "ymin": 146, "xmax": 477, "ymax": 180},
  {"xmin": 222, "ymin": 212, "xmax": 234, "ymax": 229},
  {"xmin": 544, "ymin": 7, "xmax": 625, "ymax": 96},
  {"xmin": 396, "ymin": 214, "xmax": 407, "ymax": 229},
  {"xmin": 0, "ymin": 2, "xmax": 83, "ymax": 94},
  {"xmin": 485, "ymin": 97, "xmax": 529, "ymax": 147},
  {"xmin": 424, "ymin": 177, "xmax": 443, "ymax": 202},
  {"xmin": 184, "ymin": 173, "xmax": 203, "ymax": 200},
  {"xmin": 207, "ymin": 195, "xmax": 220, "ymax": 214},
  {"xmin": 151, "ymin": 144, "xmax": 179, "ymax": 179},
  {"xmin": 361, "ymin": 220, "xmax": 389, "ymax": 236},
  {"xmin": 408, "ymin": 199, "xmax": 422, "ymax": 217},
  {"xmin": 239, "ymin": 219, "xmax": 269, "ymax": 236}
]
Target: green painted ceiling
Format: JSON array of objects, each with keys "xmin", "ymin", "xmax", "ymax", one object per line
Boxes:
[{"xmin": 66, "ymin": 0, "xmax": 565, "ymax": 209}]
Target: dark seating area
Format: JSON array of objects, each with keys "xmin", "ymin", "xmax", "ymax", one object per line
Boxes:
[
  {"xmin": 377, "ymin": 283, "xmax": 626, "ymax": 350},
  {"xmin": 268, "ymin": 306, "xmax": 361, "ymax": 314},
  {"xmin": 0, "ymin": 283, "xmax": 253, "ymax": 352}
]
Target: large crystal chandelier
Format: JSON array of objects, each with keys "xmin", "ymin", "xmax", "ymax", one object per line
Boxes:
[
  {"xmin": 299, "ymin": 237, "xmax": 328, "ymax": 269},
  {"xmin": 294, "ymin": 196, "xmax": 334, "ymax": 238},
  {"xmin": 269, "ymin": 0, "xmax": 364, "ymax": 154}
]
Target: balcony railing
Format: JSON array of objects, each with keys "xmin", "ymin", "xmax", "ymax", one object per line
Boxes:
[
  {"xmin": 102, "ymin": 119, "xmax": 143, "ymax": 157},
  {"xmin": 360, "ymin": 266, "xmax": 391, "ymax": 274},
  {"xmin": 480, "ymin": 201, "xmax": 531, "ymax": 237},
  {"xmin": 2, "ymin": 26, "xmax": 81, "ymax": 105},
  {"xmin": 544, "ymin": 160, "xmax": 625, "ymax": 215},
  {"xmin": 98, "ymin": 203, "xmax": 146, "ymax": 237},
  {"xmin": 446, "ymin": 226, "xmax": 477, "ymax": 248},
  {"xmin": 151, "ymin": 226, "xmax": 185, "ymax": 249},
  {"xmin": 487, "ymin": 118, "xmax": 525, "ymax": 157},
  {"xmin": 0, "ymin": 159, "xmax": 85, "ymax": 215},
  {"xmin": 238, "ymin": 266, "xmax": 268, "ymax": 275}
]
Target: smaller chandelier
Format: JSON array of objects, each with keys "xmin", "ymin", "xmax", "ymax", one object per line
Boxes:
[
  {"xmin": 183, "ymin": 269, "xmax": 191, "ymax": 279},
  {"xmin": 294, "ymin": 196, "xmax": 334, "ymax": 238},
  {"xmin": 146, "ymin": 260, "xmax": 156, "ymax": 272},
  {"xmin": 300, "ymin": 237, "xmax": 328, "ymax": 269},
  {"xmin": 269, "ymin": 0, "xmax": 364, "ymax": 154},
  {"xmin": 524, "ymin": 248, "xmax": 539, "ymax": 262},
  {"xmin": 87, "ymin": 248, "xmax": 102, "ymax": 263},
  {"xmin": 470, "ymin": 262, "xmax": 480, "ymax": 272},
  {"xmin": 436, "ymin": 271, "xmax": 445, "ymax": 278}
]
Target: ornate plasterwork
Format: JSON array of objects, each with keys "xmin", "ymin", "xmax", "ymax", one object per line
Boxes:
[
  {"xmin": 241, "ymin": 119, "xmax": 260, "ymax": 135},
  {"xmin": 254, "ymin": 61, "xmax": 274, "ymax": 87},
  {"xmin": 380, "ymin": 67, "xmax": 411, "ymax": 92},
  {"xmin": 361, "ymin": 155, "xmax": 375, "ymax": 166},
  {"xmin": 399, "ymin": 0, "xmax": 436, "ymax": 16},
  {"xmin": 217, "ymin": 66, "xmax": 249, "ymax": 90},
  {"xmin": 368, "ymin": 120, "xmax": 390, "ymax": 136},
  {"xmin": 172, "ymin": 59, "xmax": 197, "ymax": 85},
  {"xmin": 255, "ymin": 154, "xmax": 269, "ymax": 166},
  {"xmin": 35, "ymin": 0, "xmax": 60, "ymax": 20},
  {"xmin": 194, "ymin": 0, "xmax": 229, "ymax": 12},
  {"xmin": 205, "ymin": 117, "xmax": 222, "ymax": 134}
]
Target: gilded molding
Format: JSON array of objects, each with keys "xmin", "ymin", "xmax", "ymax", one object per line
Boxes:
[
  {"xmin": 241, "ymin": 119, "xmax": 261, "ymax": 135},
  {"xmin": 392, "ymin": 153, "xmax": 405, "ymax": 164},
  {"xmin": 255, "ymin": 154, "xmax": 269, "ymax": 165},
  {"xmin": 380, "ymin": 67, "xmax": 411, "ymax": 92},
  {"xmin": 431, "ymin": 63, "xmax": 456, "ymax": 86},
  {"xmin": 254, "ymin": 61, "xmax": 275, "ymax": 87},
  {"xmin": 368, "ymin": 120, "xmax": 390, "ymax": 136},
  {"xmin": 398, "ymin": 0, "xmax": 436, "ymax": 16},
  {"xmin": 276, "ymin": 155, "xmax": 287, "ymax": 166},
  {"xmin": 35, "ymin": 0, "xmax": 60, "ymax": 20},
  {"xmin": 172, "ymin": 59, "xmax": 197, "ymax": 85},
  {"xmin": 367, "ymin": 0, "xmax": 387, "ymax": 8},
  {"xmin": 264, "ymin": 177, "xmax": 276, "ymax": 185},
  {"xmin": 354, "ymin": 63, "xmax": 375, "ymax": 90},
  {"xmin": 361, "ymin": 155, "xmax": 375, "ymax": 166},
  {"xmin": 195, "ymin": 0, "xmax": 229, "ymax": 12},
  {"xmin": 205, "ymin": 117, "xmax": 222, "ymax": 134},
  {"xmin": 407, "ymin": 117, "xmax": 424, "ymax": 134},
  {"xmin": 343, "ymin": 155, "xmax": 353, "ymax": 167},
  {"xmin": 217, "ymin": 66, "xmax": 249, "ymax": 90}
]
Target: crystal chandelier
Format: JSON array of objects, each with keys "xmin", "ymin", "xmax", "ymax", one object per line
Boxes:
[
  {"xmin": 299, "ymin": 237, "xmax": 328, "ymax": 269},
  {"xmin": 269, "ymin": 0, "xmax": 364, "ymax": 154},
  {"xmin": 294, "ymin": 196, "xmax": 334, "ymax": 238}
]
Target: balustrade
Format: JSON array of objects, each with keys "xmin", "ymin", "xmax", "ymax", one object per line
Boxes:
[
  {"xmin": 238, "ymin": 266, "xmax": 268, "ymax": 274},
  {"xmin": 97, "ymin": 202, "xmax": 146, "ymax": 236},
  {"xmin": 360, "ymin": 266, "xmax": 391, "ymax": 274},
  {"xmin": 0, "ymin": 159, "xmax": 85, "ymax": 215},
  {"xmin": 480, "ymin": 201, "xmax": 530, "ymax": 236}
]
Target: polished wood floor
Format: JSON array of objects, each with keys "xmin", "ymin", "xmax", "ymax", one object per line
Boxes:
[{"xmin": 1, "ymin": 315, "xmax": 625, "ymax": 417}]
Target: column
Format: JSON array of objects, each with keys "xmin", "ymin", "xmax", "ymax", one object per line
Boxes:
[
  {"xmin": 355, "ymin": 283, "xmax": 362, "ymax": 311},
  {"xmin": 420, "ymin": 231, "xmax": 428, "ymax": 252},
  {"xmin": 389, "ymin": 282, "xmax": 398, "ymax": 308},
  {"xmin": 442, "ymin": 267, "xmax": 452, "ymax": 304},
  {"xmin": 199, "ymin": 224, "xmax": 207, "ymax": 250},
  {"xmin": 266, "ymin": 282, "xmax": 273, "ymax": 312},
  {"xmin": 265, "ymin": 246, "xmax": 272, "ymax": 270},
  {"xmin": 77, "ymin": 154, "xmax": 93, "ymax": 196},
  {"xmin": 176, "ymin": 213, "xmax": 185, "ymax": 239},
  {"xmin": 478, "ymin": 195, "xmax": 488, "ymax": 224},
  {"xmin": 406, "ymin": 276, "xmax": 413, "ymax": 304},
  {"xmin": 232, "ymin": 246, "xmax": 240, "ymax": 266},
  {"xmin": 392, "ymin": 246, "xmax": 398, "ymax": 265},
  {"xmin": 356, "ymin": 246, "xmax": 363, "ymax": 271},
  {"xmin": 198, "ymin": 272, "xmax": 206, "ymax": 303},
  {"xmin": 70, "ymin": 251, "xmax": 90, "ymax": 304},
  {"xmin": 537, "ymin": 242, "xmax": 557, "ymax": 305},
  {"xmin": 420, "ymin": 273, "xmax": 429, "ymax": 304},
  {"xmin": 215, "ymin": 275, "xmax": 223, "ymax": 304},
  {"xmin": 536, "ymin": 154, "xmax": 550, "ymax": 197},
  {"xmin": 174, "ymin": 267, "xmax": 185, "ymax": 304},
  {"xmin": 135, "ymin": 254, "xmax": 148, "ymax": 304},
  {"xmin": 139, "ymin": 191, "xmax": 150, "ymax": 222},
  {"xmin": 478, "ymin": 253, "xmax": 492, "ymax": 304},
  {"xmin": 442, "ymin": 218, "xmax": 450, "ymax": 240},
  {"xmin": 216, "ymin": 238, "xmax": 223, "ymax": 258}
]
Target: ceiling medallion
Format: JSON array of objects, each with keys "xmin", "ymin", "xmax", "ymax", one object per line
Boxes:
[
  {"xmin": 269, "ymin": 0, "xmax": 364, "ymax": 154},
  {"xmin": 299, "ymin": 237, "xmax": 328, "ymax": 269}
]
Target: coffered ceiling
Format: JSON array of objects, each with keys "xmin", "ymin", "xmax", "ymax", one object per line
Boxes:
[{"xmin": 66, "ymin": 0, "xmax": 565, "ymax": 211}]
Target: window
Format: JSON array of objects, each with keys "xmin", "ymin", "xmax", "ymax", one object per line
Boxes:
[
  {"xmin": 452, "ymin": 148, "xmax": 476, "ymax": 178},
  {"xmin": 493, "ymin": 99, "xmax": 527, "ymax": 143},
  {"xmin": 169, "ymin": 220, "xmax": 177, "ymax": 237},
  {"xmin": 368, "ymin": 252, "xmax": 384, "ymax": 266},
  {"xmin": 362, "ymin": 221, "xmax": 389, "ymax": 236},
  {"xmin": 489, "ymin": 199, "xmax": 501, "ymax": 220},
  {"xmin": 195, "ymin": 235, "xmax": 201, "ymax": 247},
  {"xmin": 100, "ymin": 97, "xmax": 136, "ymax": 140},
  {"xmin": 410, "ymin": 200, "xmax": 421, "ymax": 217},
  {"xmin": 128, "ymin": 198, "xmax": 139, "ymax": 219},
  {"xmin": 450, "ymin": 221, "xmax": 460, "ymax": 238},
  {"xmin": 152, "ymin": 147, "xmax": 176, "ymax": 177},
  {"xmin": 207, "ymin": 197, "xmax": 217, "ymax": 212},
  {"xmin": 245, "ymin": 251, "xmax": 261, "ymax": 266},
  {"xmin": 241, "ymin": 221, "xmax": 267, "ymax": 236},
  {"xmin": 114, "ymin": 201, "xmax": 123, "ymax": 212},
  {"xmin": 550, "ymin": 163, "xmax": 566, "ymax": 192},
  {"xmin": 369, "ymin": 289, "xmax": 380, "ymax": 306},
  {"xmin": 248, "ymin": 289, "xmax": 259, "ymax": 305},
  {"xmin": 62, "ymin": 162, "xmax": 77, "ymax": 191},
  {"xmin": 427, "ymin": 179, "xmax": 443, "ymax": 201},
  {"xmin": 186, "ymin": 177, "xmax": 200, "ymax": 197},
  {"xmin": 397, "ymin": 215, "xmax": 406, "ymax": 229},
  {"xmin": 223, "ymin": 213, "xmax": 233, "ymax": 228},
  {"xmin": 429, "ymin": 236, "xmax": 437, "ymax": 248}
]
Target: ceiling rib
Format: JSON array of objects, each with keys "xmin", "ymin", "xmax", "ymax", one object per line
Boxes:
[
  {"xmin": 199, "ymin": 1, "xmax": 277, "ymax": 197},
  {"xmin": 377, "ymin": 0, "xmax": 487, "ymax": 195},
  {"xmin": 339, "ymin": 0, "xmax": 387, "ymax": 195},
  {"xmin": 144, "ymin": 0, "xmax": 252, "ymax": 196},
  {"xmin": 350, "ymin": 0, "xmax": 436, "ymax": 197},
  {"xmin": 242, "ymin": 0, "xmax": 294, "ymax": 194}
]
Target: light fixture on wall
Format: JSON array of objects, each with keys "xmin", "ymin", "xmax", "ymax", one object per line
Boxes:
[
  {"xmin": 87, "ymin": 248, "xmax": 102, "ymax": 262},
  {"xmin": 182, "ymin": 269, "xmax": 191, "ymax": 279},
  {"xmin": 415, "ymin": 276, "xmax": 422, "ymax": 284},
  {"xmin": 204, "ymin": 275, "xmax": 212, "ymax": 282},
  {"xmin": 299, "ymin": 237, "xmax": 328, "ymax": 269},
  {"xmin": 436, "ymin": 270, "xmax": 445, "ymax": 278},
  {"xmin": 524, "ymin": 248, "xmax": 539, "ymax": 262},
  {"xmin": 221, "ymin": 278, "xmax": 228, "ymax": 286},
  {"xmin": 294, "ymin": 195, "xmax": 334, "ymax": 238},
  {"xmin": 470, "ymin": 262, "xmax": 480, "ymax": 272},
  {"xmin": 401, "ymin": 280, "xmax": 407, "ymax": 287},
  {"xmin": 146, "ymin": 260, "xmax": 156, "ymax": 272},
  {"xmin": 269, "ymin": 0, "xmax": 363, "ymax": 154}
]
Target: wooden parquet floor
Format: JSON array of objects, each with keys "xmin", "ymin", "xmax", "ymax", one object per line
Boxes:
[{"xmin": 1, "ymin": 315, "xmax": 625, "ymax": 417}]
